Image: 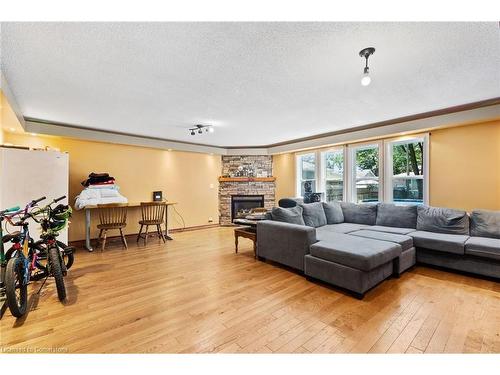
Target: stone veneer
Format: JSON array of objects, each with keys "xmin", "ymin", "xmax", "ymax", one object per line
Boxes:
[{"xmin": 219, "ymin": 155, "xmax": 275, "ymax": 225}]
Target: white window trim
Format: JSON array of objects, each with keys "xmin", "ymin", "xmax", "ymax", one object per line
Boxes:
[
  {"xmin": 295, "ymin": 151, "xmax": 319, "ymax": 198},
  {"xmin": 319, "ymin": 146, "xmax": 347, "ymax": 202},
  {"xmin": 347, "ymin": 141, "xmax": 384, "ymax": 203},
  {"xmin": 384, "ymin": 133, "xmax": 429, "ymax": 205},
  {"xmin": 294, "ymin": 133, "xmax": 429, "ymax": 204}
]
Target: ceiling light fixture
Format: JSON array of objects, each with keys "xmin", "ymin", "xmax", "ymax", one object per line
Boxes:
[
  {"xmin": 359, "ymin": 47, "xmax": 375, "ymax": 86},
  {"xmin": 189, "ymin": 124, "xmax": 214, "ymax": 136}
]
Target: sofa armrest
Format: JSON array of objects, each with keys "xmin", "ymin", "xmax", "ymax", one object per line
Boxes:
[{"xmin": 257, "ymin": 220, "xmax": 317, "ymax": 271}]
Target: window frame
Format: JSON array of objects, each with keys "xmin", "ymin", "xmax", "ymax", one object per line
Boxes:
[
  {"xmin": 293, "ymin": 133, "xmax": 429, "ymax": 204},
  {"xmin": 347, "ymin": 141, "xmax": 384, "ymax": 204},
  {"xmin": 383, "ymin": 133, "xmax": 429, "ymax": 205},
  {"xmin": 295, "ymin": 151, "xmax": 318, "ymax": 198},
  {"xmin": 320, "ymin": 146, "xmax": 347, "ymax": 202}
]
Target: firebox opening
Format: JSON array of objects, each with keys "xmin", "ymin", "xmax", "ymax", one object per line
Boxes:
[{"xmin": 231, "ymin": 195, "xmax": 265, "ymax": 222}]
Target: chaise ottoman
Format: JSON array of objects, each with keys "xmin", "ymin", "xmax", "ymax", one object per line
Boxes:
[
  {"xmin": 304, "ymin": 233, "xmax": 402, "ymax": 299},
  {"xmin": 349, "ymin": 230, "xmax": 416, "ymax": 275}
]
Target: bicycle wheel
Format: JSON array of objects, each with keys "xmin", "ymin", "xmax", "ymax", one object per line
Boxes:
[
  {"xmin": 58, "ymin": 241, "xmax": 74, "ymax": 270},
  {"xmin": 32, "ymin": 240, "xmax": 74, "ymax": 271},
  {"xmin": 48, "ymin": 246, "xmax": 66, "ymax": 301},
  {"xmin": 5, "ymin": 257, "xmax": 28, "ymax": 318}
]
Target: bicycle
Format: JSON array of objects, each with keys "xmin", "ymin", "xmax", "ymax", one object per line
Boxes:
[
  {"xmin": 3, "ymin": 196, "xmax": 46, "ymax": 317},
  {"xmin": 28, "ymin": 196, "xmax": 73, "ymax": 301},
  {"xmin": 0, "ymin": 205, "xmax": 21, "ymax": 316}
]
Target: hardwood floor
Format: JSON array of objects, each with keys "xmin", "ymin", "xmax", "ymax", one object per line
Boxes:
[{"xmin": 1, "ymin": 226, "xmax": 500, "ymax": 353}]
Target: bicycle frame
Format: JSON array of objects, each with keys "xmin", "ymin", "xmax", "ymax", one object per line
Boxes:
[
  {"xmin": 3, "ymin": 197, "xmax": 47, "ymax": 285},
  {"xmin": 0, "ymin": 206, "xmax": 21, "ymax": 309}
]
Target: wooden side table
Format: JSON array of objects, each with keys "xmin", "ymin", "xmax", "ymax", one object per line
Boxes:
[{"xmin": 234, "ymin": 226, "xmax": 257, "ymax": 258}]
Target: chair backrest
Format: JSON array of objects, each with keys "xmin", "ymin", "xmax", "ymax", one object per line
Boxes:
[
  {"xmin": 140, "ymin": 202, "xmax": 166, "ymax": 222},
  {"xmin": 97, "ymin": 203, "xmax": 128, "ymax": 225}
]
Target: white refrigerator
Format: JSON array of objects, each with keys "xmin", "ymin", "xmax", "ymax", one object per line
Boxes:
[{"xmin": 0, "ymin": 147, "xmax": 69, "ymax": 243}]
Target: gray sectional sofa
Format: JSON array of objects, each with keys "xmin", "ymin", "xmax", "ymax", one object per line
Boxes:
[{"xmin": 256, "ymin": 202, "xmax": 500, "ymax": 299}]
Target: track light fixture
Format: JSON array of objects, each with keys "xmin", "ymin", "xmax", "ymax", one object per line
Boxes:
[
  {"xmin": 359, "ymin": 47, "xmax": 375, "ymax": 86},
  {"xmin": 189, "ymin": 124, "xmax": 214, "ymax": 136}
]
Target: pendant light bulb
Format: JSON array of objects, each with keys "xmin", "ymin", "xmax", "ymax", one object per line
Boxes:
[{"xmin": 361, "ymin": 68, "xmax": 371, "ymax": 86}]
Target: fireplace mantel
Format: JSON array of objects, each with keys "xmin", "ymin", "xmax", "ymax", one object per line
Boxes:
[{"xmin": 218, "ymin": 176, "xmax": 276, "ymax": 182}]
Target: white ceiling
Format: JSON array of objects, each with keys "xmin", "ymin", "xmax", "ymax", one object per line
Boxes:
[{"xmin": 1, "ymin": 22, "xmax": 499, "ymax": 147}]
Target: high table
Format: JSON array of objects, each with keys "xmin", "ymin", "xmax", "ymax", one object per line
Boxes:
[{"xmin": 83, "ymin": 201, "xmax": 177, "ymax": 252}]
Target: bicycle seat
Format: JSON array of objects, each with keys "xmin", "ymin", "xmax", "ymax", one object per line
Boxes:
[{"xmin": 2, "ymin": 231, "xmax": 22, "ymax": 243}]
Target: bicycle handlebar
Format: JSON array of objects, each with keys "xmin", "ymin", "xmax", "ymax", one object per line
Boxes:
[
  {"xmin": 54, "ymin": 195, "xmax": 66, "ymax": 203},
  {"xmin": 31, "ymin": 196, "xmax": 46, "ymax": 205}
]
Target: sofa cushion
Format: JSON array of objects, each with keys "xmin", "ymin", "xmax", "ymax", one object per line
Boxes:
[
  {"xmin": 366, "ymin": 225, "xmax": 416, "ymax": 235},
  {"xmin": 470, "ymin": 210, "xmax": 500, "ymax": 239},
  {"xmin": 316, "ymin": 223, "xmax": 371, "ymax": 240},
  {"xmin": 416, "ymin": 205, "xmax": 469, "ymax": 235},
  {"xmin": 340, "ymin": 202, "xmax": 377, "ymax": 225},
  {"xmin": 271, "ymin": 206, "xmax": 305, "ymax": 226},
  {"xmin": 350, "ymin": 230, "xmax": 413, "ymax": 251},
  {"xmin": 322, "ymin": 202, "xmax": 344, "ymax": 224},
  {"xmin": 409, "ymin": 230, "xmax": 469, "ymax": 255},
  {"xmin": 376, "ymin": 203, "xmax": 417, "ymax": 229},
  {"xmin": 465, "ymin": 237, "xmax": 500, "ymax": 261},
  {"xmin": 300, "ymin": 202, "xmax": 327, "ymax": 228},
  {"xmin": 309, "ymin": 234, "xmax": 401, "ymax": 271}
]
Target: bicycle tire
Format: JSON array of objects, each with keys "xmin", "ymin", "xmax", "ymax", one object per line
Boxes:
[
  {"xmin": 33, "ymin": 240, "xmax": 74, "ymax": 271},
  {"xmin": 48, "ymin": 246, "xmax": 66, "ymax": 301},
  {"xmin": 5, "ymin": 257, "xmax": 28, "ymax": 318}
]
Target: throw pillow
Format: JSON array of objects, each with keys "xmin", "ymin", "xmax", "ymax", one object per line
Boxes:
[
  {"xmin": 322, "ymin": 201, "xmax": 344, "ymax": 224},
  {"xmin": 270, "ymin": 206, "xmax": 305, "ymax": 226},
  {"xmin": 300, "ymin": 202, "xmax": 327, "ymax": 228}
]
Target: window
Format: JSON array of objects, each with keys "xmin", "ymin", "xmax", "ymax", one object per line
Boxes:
[
  {"xmin": 350, "ymin": 143, "xmax": 381, "ymax": 203},
  {"xmin": 296, "ymin": 153, "xmax": 316, "ymax": 197},
  {"xmin": 321, "ymin": 149, "xmax": 344, "ymax": 202},
  {"xmin": 294, "ymin": 133, "xmax": 428, "ymax": 204},
  {"xmin": 385, "ymin": 136, "xmax": 428, "ymax": 204}
]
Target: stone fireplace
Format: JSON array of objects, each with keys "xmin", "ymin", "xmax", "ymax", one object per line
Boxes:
[{"xmin": 218, "ymin": 155, "xmax": 275, "ymax": 225}]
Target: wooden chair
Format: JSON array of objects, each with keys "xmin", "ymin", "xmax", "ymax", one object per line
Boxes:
[
  {"xmin": 96, "ymin": 203, "xmax": 128, "ymax": 251},
  {"xmin": 137, "ymin": 202, "xmax": 166, "ymax": 244}
]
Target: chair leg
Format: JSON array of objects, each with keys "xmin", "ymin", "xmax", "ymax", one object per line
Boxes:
[
  {"xmin": 97, "ymin": 229, "xmax": 103, "ymax": 248},
  {"xmin": 120, "ymin": 228, "xmax": 128, "ymax": 249},
  {"xmin": 137, "ymin": 224, "xmax": 143, "ymax": 243},
  {"xmin": 157, "ymin": 225, "xmax": 166, "ymax": 243},
  {"xmin": 161, "ymin": 226, "xmax": 166, "ymax": 242},
  {"xmin": 145, "ymin": 225, "xmax": 149, "ymax": 245},
  {"xmin": 101, "ymin": 230, "xmax": 107, "ymax": 252}
]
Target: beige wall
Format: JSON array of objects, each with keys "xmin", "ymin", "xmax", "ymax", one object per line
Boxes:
[
  {"xmin": 273, "ymin": 153, "xmax": 296, "ymax": 201},
  {"xmin": 4, "ymin": 132, "xmax": 222, "ymax": 241},
  {"xmin": 273, "ymin": 120, "xmax": 500, "ymax": 211},
  {"xmin": 429, "ymin": 120, "xmax": 500, "ymax": 211}
]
